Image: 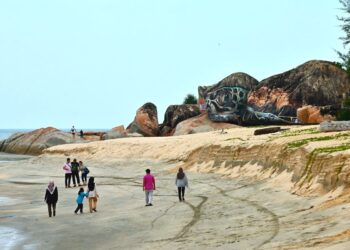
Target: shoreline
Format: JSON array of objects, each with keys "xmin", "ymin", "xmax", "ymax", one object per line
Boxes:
[{"xmin": 0, "ymin": 155, "xmax": 350, "ymax": 249}]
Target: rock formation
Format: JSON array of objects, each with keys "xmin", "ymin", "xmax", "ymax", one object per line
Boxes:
[
  {"xmin": 296, "ymin": 105, "xmax": 334, "ymax": 124},
  {"xmin": 249, "ymin": 60, "xmax": 350, "ymax": 122},
  {"xmin": 173, "ymin": 112, "xmax": 238, "ymax": 136},
  {"xmin": 127, "ymin": 102, "xmax": 159, "ymax": 136},
  {"xmin": 199, "ymin": 72, "xmax": 292, "ymax": 125},
  {"xmin": 0, "ymin": 127, "xmax": 82, "ymax": 155},
  {"xmin": 159, "ymin": 104, "xmax": 200, "ymax": 136}
]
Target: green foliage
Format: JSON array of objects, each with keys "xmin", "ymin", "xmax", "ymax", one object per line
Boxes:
[
  {"xmin": 336, "ymin": 0, "xmax": 350, "ymax": 74},
  {"xmin": 336, "ymin": 97, "xmax": 350, "ymax": 120},
  {"xmin": 183, "ymin": 94, "xmax": 198, "ymax": 104}
]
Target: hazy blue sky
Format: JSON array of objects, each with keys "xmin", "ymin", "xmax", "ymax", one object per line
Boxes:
[{"xmin": 0, "ymin": 0, "xmax": 345, "ymax": 129}]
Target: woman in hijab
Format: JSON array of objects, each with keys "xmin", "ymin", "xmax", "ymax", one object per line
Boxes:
[
  {"xmin": 87, "ymin": 177, "xmax": 99, "ymax": 213},
  {"xmin": 44, "ymin": 180, "xmax": 58, "ymax": 217},
  {"xmin": 175, "ymin": 168, "xmax": 188, "ymax": 202}
]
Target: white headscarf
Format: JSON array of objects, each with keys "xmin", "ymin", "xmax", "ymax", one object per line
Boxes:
[{"xmin": 47, "ymin": 180, "xmax": 55, "ymax": 194}]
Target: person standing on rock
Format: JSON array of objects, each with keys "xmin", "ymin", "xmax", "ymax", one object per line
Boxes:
[
  {"xmin": 175, "ymin": 167, "xmax": 188, "ymax": 202},
  {"xmin": 87, "ymin": 177, "xmax": 99, "ymax": 212},
  {"xmin": 63, "ymin": 158, "xmax": 72, "ymax": 188},
  {"xmin": 71, "ymin": 125, "xmax": 76, "ymax": 139},
  {"xmin": 71, "ymin": 158, "xmax": 81, "ymax": 187},
  {"xmin": 79, "ymin": 129, "xmax": 84, "ymax": 138},
  {"xmin": 44, "ymin": 180, "xmax": 58, "ymax": 217},
  {"xmin": 143, "ymin": 169, "xmax": 156, "ymax": 206}
]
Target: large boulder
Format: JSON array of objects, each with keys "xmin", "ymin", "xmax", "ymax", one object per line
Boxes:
[
  {"xmin": 159, "ymin": 104, "xmax": 200, "ymax": 136},
  {"xmin": 297, "ymin": 105, "xmax": 334, "ymax": 124},
  {"xmin": 198, "ymin": 72, "xmax": 259, "ymax": 98},
  {"xmin": 198, "ymin": 72, "xmax": 291, "ymax": 125},
  {"xmin": 0, "ymin": 127, "xmax": 82, "ymax": 155},
  {"xmin": 173, "ymin": 112, "xmax": 238, "ymax": 136},
  {"xmin": 127, "ymin": 102, "xmax": 159, "ymax": 136},
  {"xmin": 248, "ymin": 60, "xmax": 350, "ymax": 121}
]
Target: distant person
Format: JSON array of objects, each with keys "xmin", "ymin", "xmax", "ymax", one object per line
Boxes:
[
  {"xmin": 63, "ymin": 158, "xmax": 72, "ymax": 188},
  {"xmin": 79, "ymin": 129, "xmax": 84, "ymax": 138},
  {"xmin": 44, "ymin": 180, "xmax": 58, "ymax": 217},
  {"xmin": 175, "ymin": 168, "xmax": 188, "ymax": 202},
  {"xmin": 71, "ymin": 125, "xmax": 76, "ymax": 139},
  {"xmin": 79, "ymin": 161, "xmax": 89, "ymax": 185},
  {"xmin": 88, "ymin": 177, "xmax": 99, "ymax": 213},
  {"xmin": 74, "ymin": 187, "xmax": 88, "ymax": 214},
  {"xmin": 143, "ymin": 169, "xmax": 156, "ymax": 206},
  {"xmin": 71, "ymin": 158, "xmax": 81, "ymax": 187}
]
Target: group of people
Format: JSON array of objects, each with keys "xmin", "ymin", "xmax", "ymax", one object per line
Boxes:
[
  {"xmin": 74, "ymin": 177, "xmax": 99, "ymax": 214},
  {"xmin": 44, "ymin": 162, "xmax": 189, "ymax": 217},
  {"xmin": 70, "ymin": 125, "xmax": 84, "ymax": 139},
  {"xmin": 63, "ymin": 158, "xmax": 90, "ymax": 187},
  {"xmin": 142, "ymin": 167, "xmax": 189, "ymax": 206},
  {"xmin": 44, "ymin": 177, "xmax": 99, "ymax": 217}
]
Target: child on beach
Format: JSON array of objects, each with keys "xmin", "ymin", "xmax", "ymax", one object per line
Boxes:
[
  {"xmin": 74, "ymin": 188, "xmax": 88, "ymax": 214},
  {"xmin": 175, "ymin": 167, "xmax": 188, "ymax": 202},
  {"xmin": 143, "ymin": 169, "xmax": 156, "ymax": 206},
  {"xmin": 44, "ymin": 181, "xmax": 58, "ymax": 217},
  {"xmin": 87, "ymin": 177, "xmax": 99, "ymax": 213}
]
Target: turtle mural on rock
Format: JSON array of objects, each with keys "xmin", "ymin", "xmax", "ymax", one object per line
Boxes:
[{"xmin": 198, "ymin": 72, "xmax": 292, "ymax": 125}]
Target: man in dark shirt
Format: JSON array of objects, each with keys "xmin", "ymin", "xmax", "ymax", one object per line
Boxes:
[{"xmin": 71, "ymin": 158, "xmax": 81, "ymax": 187}]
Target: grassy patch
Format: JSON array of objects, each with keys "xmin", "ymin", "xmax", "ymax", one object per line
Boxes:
[
  {"xmin": 286, "ymin": 133, "xmax": 350, "ymax": 149},
  {"xmin": 299, "ymin": 143, "xmax": 350, "ymax": 187},
  {"xmin": 268, "ymin": 128, "xmax": 320, "ymax": 141}
]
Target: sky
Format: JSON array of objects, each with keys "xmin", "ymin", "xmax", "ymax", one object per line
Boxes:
[{"xmin": 0, "ymin": 0, "xmax": 345, "ymax": 129}]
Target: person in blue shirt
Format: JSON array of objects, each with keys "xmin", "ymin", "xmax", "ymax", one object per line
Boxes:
[{"xmin": 74, "ymin": 187, "xmax": 88, "ymax": 214}]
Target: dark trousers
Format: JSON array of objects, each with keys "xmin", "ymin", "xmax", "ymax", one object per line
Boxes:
[
  {"xmin": 75, "ymin": 203, "xmax": 83, "ymax": 213},
  {"xmin": 81, "ymin": 173, "xmax": 87, "ymax": 183},
  {"xmin": 72, "ymin": 171, "xmax": 80, "ymax": 185},
  {"xmin": 65, "ymin": 173, "xmax": 72, "ymax": 187},
  {"xmin": 178, "ymin": 187, "xmax": 185, "ymax": 201},
  {"xmin": 47, "ymin": 203, "xmax": 56, "ymax": 217}
]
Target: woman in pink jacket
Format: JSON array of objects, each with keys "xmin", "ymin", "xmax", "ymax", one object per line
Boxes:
[
  {"xmin": 143, "ymin": 169, "xmax": 156, "ymax": 206},
  {"xmin": 63, "ymin": 158, "xmax": 72, "ymax": 188}
]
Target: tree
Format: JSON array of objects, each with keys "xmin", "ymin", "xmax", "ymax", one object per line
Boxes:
[
  {"xmin": 183, "ymin": 94, "xmax": 198, "ymax": 104},
  {"xmin": 337, "ymin": 97, "xmax": 350, "ymax": 120},
  {"xmin": 336, "ymin": 0, "xmax": 350, "ymax": 74}
]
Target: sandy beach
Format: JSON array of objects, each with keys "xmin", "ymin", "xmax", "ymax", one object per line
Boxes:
[{"xmin": 2, "ymin": 126, "xmax": 350, "ymax": 249}]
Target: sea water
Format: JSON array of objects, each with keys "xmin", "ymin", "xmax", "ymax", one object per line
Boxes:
[
  {"xmin": 0, "ymin": 128, "xmax": 109, "ymax": 141},
  {"xmin": 0, "ymin": 129, "xmax": 32, "ymax": 141}
]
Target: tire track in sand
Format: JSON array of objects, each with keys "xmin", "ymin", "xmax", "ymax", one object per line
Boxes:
[
  {"xmin": 149, "ymin": 195, "xmax": 208, "ymax": 242},
  {"xmin": 208, "ymin": 183, "xmax": 280, "ymax": 249}
]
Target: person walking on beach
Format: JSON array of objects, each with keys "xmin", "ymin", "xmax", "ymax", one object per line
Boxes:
[
  {"xmin": 71, "ymin": 125, "xmax": 76, "ymax": 139},
  {"xmin": 143, "ymin": 169, "xmax": 156, "ymax": 206},
  {"xmin": 79, "ymin": 161, "xmax": 89, "ymax": 185},
  {"xmin": 87, "ymin": 177, "xmax": 99, "ymax": 213},
  {"xmin": 71, "ymin": 158, "xmax": 81, "ymax": 187},
  {"xmin": 175, "ymin": 167, "xmax": 188, "ymax": 202},
  {"xmin": 44, "ymin": 181, "xmax": 58, "ymax": 217},
  {"xmin": 74, "ymin": 187, "xmax": 88, "ymax": 214},
  {"xmin": 79, "ymin": 129, "xmax": 84, "ymax": 138},
  {"xmin": 63, "ymin": 158, "xmax": 72, "ymax": 188}
]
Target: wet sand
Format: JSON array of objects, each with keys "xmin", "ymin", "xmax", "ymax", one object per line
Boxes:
[{"xmin": 1, "ymin": 156, "xmax": 350, "ymax": 249}]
